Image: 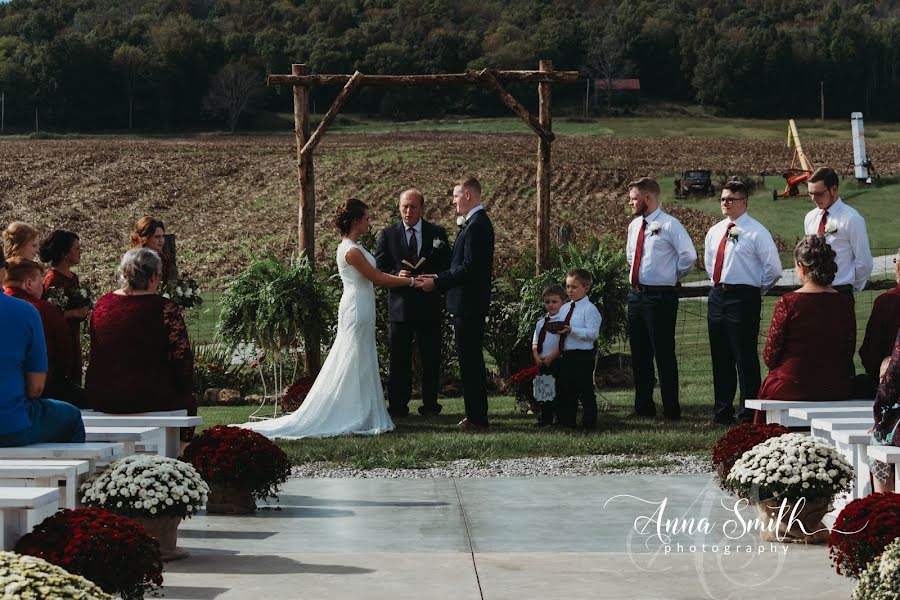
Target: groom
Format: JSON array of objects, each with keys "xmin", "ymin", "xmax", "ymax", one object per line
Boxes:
[
  {"xmin": 375, "ymin": 189, "xmax": 450, "ymax": 418},
  {"xmin": 418, "ymin": 177, "xmax": 495, "ymax": 431}
]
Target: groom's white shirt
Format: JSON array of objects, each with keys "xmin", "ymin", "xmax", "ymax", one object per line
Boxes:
[{"xmin": 465, "ymin": 205, "xmax": 485, "ymax": 222}]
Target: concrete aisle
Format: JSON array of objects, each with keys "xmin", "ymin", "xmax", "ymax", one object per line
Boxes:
[{"xmin": 160, "ymin": 475, "xmax": 854, "ymax": 600}]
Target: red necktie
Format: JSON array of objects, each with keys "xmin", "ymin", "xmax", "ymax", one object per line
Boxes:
[
  {"xmin": 712, "ymin": 222, "xmax": 735, "ymax": 285},
  {"xmin": 817, "ymin": 210, "xmax": 829, "ymax": 235},
  {"xmin": 630, "ymin": 219, "xmax": 647, "ymax": 286}
]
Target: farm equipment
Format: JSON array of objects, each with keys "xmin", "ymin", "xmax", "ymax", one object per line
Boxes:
[
  {"xmin": 674, "ymin": 169, "xmax": 715, "ymax": 198},
  {"xmin": 773, "ymin": 119, "xmax": 814, "ymax": 201},
  {"xmin": 851, "ymin": 112, "xmax": 878, "ymax": 183}
]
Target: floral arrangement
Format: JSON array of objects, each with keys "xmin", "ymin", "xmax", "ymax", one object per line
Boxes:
[
  {"xmin": 0, "ymin": 551, "xmax": 113, "ymax": 599},
  {"xmin": 828, "ymin": 492, "xmax": 900, "ymax": 578},
  {"xmin": 851, "ymin": 537, "xmax": 900, "ymax": 600},
  {"xmin": 80, "ymin": 455, "xmax": 209, "ymax": 519},
  {"xmin": 160, "ymin": 276, "xmax": 203, "ymax": 309},
  {"xmin": 45, "ymin": 284, "xmax": 94, "ymax": 311},
  {"xmin": 727, "ymin": 226, "xmax": 743, "ymax": 242},
  {"xmin": 725, "ymin": 433, "xmax": 853, "ymax": 501},
  {"xmin": 711, "ymin": 423, "xmax": 791, "ymax": 489},
  {"xmin": 14, "ymin": 508, "xmax": 163, "ymax": 600},
  {"xmin": 281, "ymin": 376, "xmax": 315, "ymax": 413},
  {"xmin": 824, "ymin": 222, "xmax": 839, "ymax": 236},
  {"xmin": 181, "ymin": 425, "xmax": 291, "ymax": 501},
  {"xmin": 648, "ymin": 221, "xmax": 662, "ymax": 235}
]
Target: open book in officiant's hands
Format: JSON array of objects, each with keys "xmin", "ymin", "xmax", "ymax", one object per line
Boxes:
[{"xmin": 401, "ymin": 256, "xmax": 427, "ymax": 272}]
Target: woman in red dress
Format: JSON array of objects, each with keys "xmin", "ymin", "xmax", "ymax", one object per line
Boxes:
[
  {"xmin": 40, "ymin": 230, "xmax": 89, "ymax": 386},
  {"xmin": 130, "ymin": 216, "xmax": 173, "ymax": 287},
  {"xmin": 758, "ymin": 235, "xmax": 855, "ymax": 402},
  {"xmin": 86, "ymin": 248, "xmax": 195, "ymax": 424}
]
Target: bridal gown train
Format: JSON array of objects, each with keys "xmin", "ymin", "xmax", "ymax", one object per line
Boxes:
[{"xmin": 239, "ymin": 239, "xmax": 395, "ymax": 439}]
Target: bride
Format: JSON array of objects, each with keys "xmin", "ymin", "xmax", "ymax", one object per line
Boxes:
[{"xmin": 239, "ymin": 198, "xmax": 417, "ymax": 439}]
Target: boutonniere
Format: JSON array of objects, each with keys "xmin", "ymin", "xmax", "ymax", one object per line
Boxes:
[
  {"xmin": 433, "ymin": 238, "xmax": 445, "ymax": 249},
  {"xmin": 728, "ymin": 226, "xmax": 743, "ymax": 243},
  {"xmin": 824, "ymin": 222, "xmax": 838, "ymax": 236},
  {"xmin": 456, "ymin": 216, "xmax": 466, "ymax": 229},
  {"xmin": 648, "ymin": 221, "xmax": 662, "ymax": 236}
]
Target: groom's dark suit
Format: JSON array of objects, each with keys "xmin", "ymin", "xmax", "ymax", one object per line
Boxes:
[
  {"xmin": 375, "ymin": 219, "xmax": 450, "ymax": 416},
  {"xmin": 435, "ymin": 208, "xmax": 495, "ymax": 427}
]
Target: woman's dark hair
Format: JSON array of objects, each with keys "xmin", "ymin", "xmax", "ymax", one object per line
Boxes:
[
  {"xmin": 795, "ymin": 234, "xmax": 838, "ymax": 286},
  {"xmin": 39, "ymin": 229, "xmax": 79, "ymax": 265},
  {"xmin": 130, "ymin": 216, "xmax": 165, "ymax": 248},
  {"xmin": 334, "ymin": 198, "xmax": 368, "ymax": 235}
]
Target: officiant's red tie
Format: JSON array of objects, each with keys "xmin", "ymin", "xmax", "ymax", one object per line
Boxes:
[
  {"xmin": 817, "ymin": 210, "xmax": 829, "ymax": 235},
  {"xmin": 407, "ymin": 228, "xmax": 418, "ymax": 259},
  {"xmin": 712, "ymin": 222, "xmax": 735, "ymax": 285},
  {"xmin": 630, "ymin": 219, "xmax": 647, "ymax": 287}
]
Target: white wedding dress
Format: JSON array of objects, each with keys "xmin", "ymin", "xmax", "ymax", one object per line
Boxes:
[{"xmin": 239, "ymin": 239, "xmax": 394, "ymax": 439}]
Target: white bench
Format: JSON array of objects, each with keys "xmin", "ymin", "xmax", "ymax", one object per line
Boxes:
[
  {"xmin": 85, "ymin": 427, "xmax": 161, "ymax": 456},
  {"xmin": 81, "ymin": 416, "xmax": 201, "ymax": 458},
  {"xmin": 866, "ymin": 446, "xmax": 900, "ymax": 491},
  {"xmin": 0, "ymin": 488, "xmax": 60, "ymax": 550},
  {"xmin": 828, "ymin": 429, "xmax": 874, "ymax": 499},
  {"xmin": 0, "ymin": 443, "xmax": 124, "ymax": 472},
  {"xmin": 0, "ymin": 462, "xmax": 87, "ymax": 509},
  {"xmin": 788, "ymin": 406, "xmax": 872, "ymax": 426},
  {"xmin": 746, "ymin": 399, "xmax": 872, "ymax": 427},
  {"xmin": 82, "ymin": 409, "xmax": 188, "ymax": 417},
  {"xmin": 0, "ymin": 460, "xmax": 91, "ymax": 509},
  {"xmin": 810, "ymin": 418, "xmax": 873, "ymax": 441}
]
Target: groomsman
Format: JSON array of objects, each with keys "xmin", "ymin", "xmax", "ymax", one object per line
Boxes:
[
  {"xmin": 625, "ymin": 177, "xmax": 696, "ymax": 420},
  {"xmin": 804, "ymin": 167, "xmax": 873, "ymax": 299},
  {"xmin": 704, "ymin": 181, "xmax": 781, "ymax": 425},
  {"xmin": 375, "ymin": 189, "xmax": 450, "ymax": 418}
]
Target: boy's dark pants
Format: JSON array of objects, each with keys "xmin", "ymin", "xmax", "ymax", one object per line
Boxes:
[
  {"xmin": 537, "ymin": 360, "xmax": 561, "ymax": 425},
  {"xmin": 557, "ymin": 349, "xmax": 597, "ymax": 430}
]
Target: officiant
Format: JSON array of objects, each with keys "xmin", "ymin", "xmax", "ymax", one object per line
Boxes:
[{"xmin": 375, "ymin": 189, "xmax": 451, "ymax": 418}]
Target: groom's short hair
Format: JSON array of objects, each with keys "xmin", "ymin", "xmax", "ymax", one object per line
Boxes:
[
  {"xmin": 457, "ymin": 177, "xmax": 481, "ymax": 197},
  {"xmin": 627, "ymin": 176, "xmax": 660, "ymax": 198}
]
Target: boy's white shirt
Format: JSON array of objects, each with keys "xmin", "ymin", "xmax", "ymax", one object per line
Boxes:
[
  {"xmin": 532, "ymin": 310, "xmax": 567, "ymax": 359},
  {"xmin": 563, "ymin": 296, "xmax": 602, "ymax": 350}
]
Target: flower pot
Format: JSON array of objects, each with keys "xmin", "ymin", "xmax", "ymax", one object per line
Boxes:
[
  {"xmin": 755, "ymin": 496, "xmax": 832, "ymax": 544},
  {"xmin": 133, "ymin": 515, "xmax": 189, "ymax": 561},
  {"xmin": 206, "ymin": 482, "xmax": 257, "ymax": 515}
]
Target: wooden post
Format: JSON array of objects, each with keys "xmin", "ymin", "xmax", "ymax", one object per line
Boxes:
[
  {"xmin": 292, "ymin": 63, "xmax": 321, "ymax": 374},
  {"xmin": 536, "ymin": 60, "xmax": 553, "ymax": 274}
]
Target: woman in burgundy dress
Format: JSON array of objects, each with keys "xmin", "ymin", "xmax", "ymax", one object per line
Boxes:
[
  {"xmin": 86, "ymin": 248, "xmax": 195, "ymax": 428},
  {"xmin": 870, "ymin": 331, "xmax": 899, "ymax": 492},
  {"xmin": 758, "ymin": 235, "xmax": 855, "ymax": 403},
  {"xmin": 130, "ymin": 216, "xmax": 173, "ymax": 287},
  {"xmin": 40, "ymin": 230, "xmax": 89, "ymax": 386}
]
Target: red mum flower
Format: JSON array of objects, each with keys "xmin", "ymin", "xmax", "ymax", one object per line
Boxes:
[
  {"xmin": 828, "ymin": 492, "xmax": 900, "ymax": 578},
  {"xmin": 711, "ymin": 423, "xmax": 791, "ymax": 488}
]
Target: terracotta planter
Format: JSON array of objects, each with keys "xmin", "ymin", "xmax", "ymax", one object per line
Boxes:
[
  {"xmin": 133, "ymin": 515, "xmax": 189, "ymax": 561},
  {"xmin": 206, "ymin": 482, "xmax": 257, "ymax": 515},
  {"xmin": 755, "ymin": 496, "xmax": 832, "ymax": 544}
]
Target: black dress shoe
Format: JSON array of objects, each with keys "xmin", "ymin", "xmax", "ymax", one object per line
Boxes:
[
  {"xmin": 458, "ymin": 418, "xmax": 489, "ymax": 432},
  {"xmin": 418, "ymin": 404, "xmax": 443, "ymax": 417},
  {"xmin": 388, "ymin": 407, "xmax": 410, "ymax": 418}
]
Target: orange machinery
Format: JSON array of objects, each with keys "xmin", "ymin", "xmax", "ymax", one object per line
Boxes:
[{"xmin": 773, "ymin": 119, "xmax": 814, "ymax": 201}]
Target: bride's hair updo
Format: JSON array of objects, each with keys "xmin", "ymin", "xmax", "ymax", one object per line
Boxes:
[
  {"xmin": 795, "ymin": 234, "xmax": 838, "ymax": 286},
  {"xmin": 335, "ymin": 198, "xmax": 368, "ymax": 235}
]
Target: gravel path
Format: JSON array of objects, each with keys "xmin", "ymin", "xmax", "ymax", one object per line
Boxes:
[{"xmin": 291, "ymin": 454, "xmax": 712, "ymax": 478}]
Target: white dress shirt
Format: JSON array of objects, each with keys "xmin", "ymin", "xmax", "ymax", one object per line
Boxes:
[
  {"xmin": 532, "ymin": 311, "xmax": 567, "ymax": 359},
  {"xmin": 560, "ymin": 296, "xmax": 602, "ymax": 351},
  {"xmin": 704, "ymin": 213, "xmax": 782, "ymax": 291},
  {"xmin": 626, "ymin": 207, "xmax": 697, "ymax": 286},
  {"xmin": 803, "ymin": 198, "xmax": 873, "ymax": 291},
  {"xmin": 404, "ymin": 219, "xmax": 423, "ymax": 256},
  {"xmin": 465, "ymin": 204, "xmax": 485, "ymax": 222}
]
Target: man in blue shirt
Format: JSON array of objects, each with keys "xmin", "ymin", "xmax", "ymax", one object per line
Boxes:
[{"xmin": 0, "ymin": 251, "xmax": 84, "ymax": 446}]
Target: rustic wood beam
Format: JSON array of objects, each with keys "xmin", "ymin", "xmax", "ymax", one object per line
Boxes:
[
  {"xmin": 478, "ymin": 69, "xmax": 554, "ymax": 144},
  {"xmin": 300, "ymin": 70, "xmax": 364, "ymax": 160},
  {"xmin": 535, "ymin": 60, "xmax": 553, "ymax": 274},
  {"xmin": 268, "ymin": 70, "xmax": 579, "ymax": 87}
]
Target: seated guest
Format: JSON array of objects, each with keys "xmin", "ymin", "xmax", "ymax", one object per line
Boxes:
[
  {"xmin": 860, "ymin": 248, "xmax": 900, "ymax": 380},
  {"xmin": 4, "ymin": 258, "xmax": 86, "ymax": 407},
  {"xmin": 870, "ymin": 331, "xmax": 899, "ymax": 493},
  {"xmin": 3, "ymin": 221, "xmax": 39, "ymax": 261},
  {"xmin": 0, "ymin": 252, "xmax": 85, "ymax": 447},
  {"xmin": 130, "ymin": 216, "xmax": 173, "ymax": 286},
  {"xmin": 86, "ymin": 248, "xmax": 195, "ymax": 419},
  {"xmin": 40, "ymin": 229, "xmax": 89, "ymax": 386},
  {"xmin": 757, "ymin": 235, "xmax": 855, "ymax": 402}
]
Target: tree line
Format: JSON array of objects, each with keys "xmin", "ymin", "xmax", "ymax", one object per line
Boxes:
[{"xmin": 1, "ymin": 0, "xmax": 899, "ymax": 132}]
